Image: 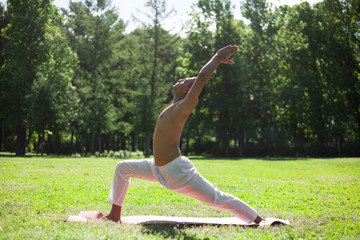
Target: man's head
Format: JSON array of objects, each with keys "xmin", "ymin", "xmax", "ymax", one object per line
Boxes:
[{"xmin": 172, "ymin": 77, "xmax": 206, "ymax": 100}]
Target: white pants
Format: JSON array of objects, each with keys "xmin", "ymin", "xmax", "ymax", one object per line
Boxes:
[{"xmin": 108, "ymin": 156, "xmax": 259, "ymax": 223}]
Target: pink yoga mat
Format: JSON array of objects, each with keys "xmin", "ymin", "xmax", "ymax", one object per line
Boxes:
[{"xmin": 65, "ymin": 211, "xmax": 291, "ymax": 227}]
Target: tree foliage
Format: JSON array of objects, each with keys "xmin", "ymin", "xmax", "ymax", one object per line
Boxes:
[
  {"xmin": 0, "ymin": 0, "xmax": 359, "ymax": 157},
  {"xmin": 1, "ymin": 0, "xmax": 76, "ymax": 155}
]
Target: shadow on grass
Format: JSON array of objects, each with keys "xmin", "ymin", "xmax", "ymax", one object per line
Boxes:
[
  {"xmin": 0, "ymin": 152, "xmax": 58, "ymax": 158},
  {"xmin": 141, "ymin": 224, "xmax": 203, "ymax": 240},
  {"xmin": 0, "ymin": 153, "xmax": 85, "ymax": 159},
  {"xmin": 140, "ymin": 223, "xmax": 259, "ymax": 239},
  {"xmin": 187, "ymin": 155, "xmax": 310, "ymax": 161},
  {"xmin": 254, "ymin": 157, "xmax": 311, "ymax": 161}
]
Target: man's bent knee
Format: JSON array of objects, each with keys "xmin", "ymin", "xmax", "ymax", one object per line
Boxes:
[{"xmin": 115, "ymin": 161, "xmax": 131, "ymax": 180}]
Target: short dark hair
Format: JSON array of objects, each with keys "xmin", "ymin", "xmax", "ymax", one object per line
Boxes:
[{"xmin": 199, "ymin": 86, "xmax": 206, "ymax": 99}]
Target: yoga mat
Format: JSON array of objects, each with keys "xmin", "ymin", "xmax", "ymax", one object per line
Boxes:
[{"xmin": 65, "ymin": 211, "xmax": 290, "ymax": 227}]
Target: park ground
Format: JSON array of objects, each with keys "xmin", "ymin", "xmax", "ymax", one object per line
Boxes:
[{"xmin": 0, "ymin": 155, "xmax": 359, "ymax": 239}]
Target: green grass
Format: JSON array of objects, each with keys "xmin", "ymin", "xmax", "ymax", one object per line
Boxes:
[{"xmin": 0, "ymin": 155, "xmax": 359, "ymax": 239}]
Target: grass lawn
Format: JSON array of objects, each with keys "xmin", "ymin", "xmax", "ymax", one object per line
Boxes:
[{"xmin": 0, "ymin": 155, "xmax": 359, "ymax": 239}]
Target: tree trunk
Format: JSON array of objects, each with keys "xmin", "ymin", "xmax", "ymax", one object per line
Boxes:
[
  {"xmin": 41, "ymin": 130, "xmax": 44, "ymax": 156},
  {"xmin": 131, "ymin": 132, "xmax": 136, "ymax": 151},
  {"xmin": 98, "ymin": 132, "xmax": 102, "ymax": 153},
  {"xmin": 0, "ymin": 124, "xmax": 2, "ymax": 152},
  {"xmin": 337, "ymin": 137, "xmax": 342, "ymax": 157},
  {"xmin": 220, "ymin": 110, "xmax": 230, "ymax": 157},
  {"xmin": 36, "ymin": 133, "xmax": 41, "ymax": 154},
  {"xmin": 71, "ymin": 129, "xmax": 74, "ymax": 154},
  {"xmin": 120, "ymin": 132, "xmax": 126, "ymax": 150},
  {"xmin": 15, "ymin": 122, "xmax": 26, "ymax": 156},
  {"xmin": 47, "ymin": 131, "xmax": 52, "ymax": 155},
  {"xmin": 110, "ymin": 133, "xmax": 115, "ymax": 151},
  {"xmin": 84, "ymin": 133, "xmax": 89, "ymax": 154},
  {"xmin": 238, "ymin": 129, "xmax": 245, "ymax": 158},
  {"xmin": 90, "ymin": 132, "xmax": 95, "ymax": 154},
  {"xmin": 56, "ymin": 128, "xmax": 61, "ymax": 154},
  {"xmin": 145, "ymin": 134, "xmax": 151, "ymax": 157},
  {"xmin": 224, "ymin": 132, "xmax": 230, "ymax": 157},
  {"xmin": 117, "ymin": 133, "xmax": 120, "ymax": 151}
]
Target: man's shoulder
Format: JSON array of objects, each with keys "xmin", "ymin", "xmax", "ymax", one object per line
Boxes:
[
  {"xmin": 158, "ymin": 101, "xmax": 188, "ymax": 124},
  {"xmin": 162, "ymin": 100, "xmax": 185, "ymax": 114}
]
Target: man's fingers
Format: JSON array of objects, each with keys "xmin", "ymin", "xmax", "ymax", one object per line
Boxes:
[
  {"xmin": 218, "ymin": 45, "xmax": 238, "ymax": 64},
  {"xmin": 230, "ymin": 45, "xmax": 238, "ymax": 52}
]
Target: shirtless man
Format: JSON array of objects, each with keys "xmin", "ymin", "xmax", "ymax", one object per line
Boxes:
[{"xmin": 103, "ymin": 45, "xmax": 263, "ymax": 224}]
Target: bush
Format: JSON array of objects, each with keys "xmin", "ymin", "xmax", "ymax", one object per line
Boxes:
[
  {"xmin": 111, "ymin": 150, "xmax": 145, "ymax": 159},
  {"xmin": 88, "ymin": 150, "xmax": 144, "ymax": 159},
  {"xmin": 136, "ymin": 150, "xmax": 144, "ymax": 158},
  {"xmin": 103, "ymin": 150, "xmax": 108, "ymax": 156},
  {"xmin": 108, "ymin": 150, "xmax": 114, "ymax": 158},
  {"xmin": 114, "ymin": 151, "xmax": 121, "ymax": 158}
]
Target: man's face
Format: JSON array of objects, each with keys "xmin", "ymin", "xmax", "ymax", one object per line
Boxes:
[{"xmin": 172, "ymin": 77, "xmax": 196, "ymax": 90}]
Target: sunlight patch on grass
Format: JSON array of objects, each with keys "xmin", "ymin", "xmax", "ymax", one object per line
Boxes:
[{"xmin": 0, "ymin": 156, "xmax": 359, "ymax": 239}]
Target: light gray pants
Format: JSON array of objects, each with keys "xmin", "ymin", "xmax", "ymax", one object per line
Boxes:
[{"xmin": 108, "ymin": 156, "xmax": 258, "ymax": 223}]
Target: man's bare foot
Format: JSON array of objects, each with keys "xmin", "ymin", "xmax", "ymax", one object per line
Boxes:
[
  {"xmin": 100, "ymin": 204, "xmax": 122, "ymax": 222},
  {"xmin": 100, "ymin": 214, "xmax": 121, "ymax": 222},
  {"xmin": 254, "ymin": 215, "xmax": 263, "ymax": 225}
]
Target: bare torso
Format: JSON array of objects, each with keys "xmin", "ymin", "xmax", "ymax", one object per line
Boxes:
[
  {"xmin": 153, "ymin": 100, "xmax": 189, "ymax": 166},
  {"xmin": 153, "ymin": 45, "xmax": 239, "ymax": 167}
]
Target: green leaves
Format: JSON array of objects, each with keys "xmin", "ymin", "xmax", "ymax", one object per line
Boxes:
[
  {"xmin": 179, "ymin": 0, "xmax": 359, "ymax": 157},
  {"xmin": 0, "ymin": 0, "xmax": 76, "ymax": 155},
  {"xmin": 0, "ymin": 0, "xmax": 358, "ymax": 156}
]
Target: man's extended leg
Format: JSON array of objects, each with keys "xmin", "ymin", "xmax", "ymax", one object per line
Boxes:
[
  {"xmin": 157, "ymin": 156, "xmax": 260, "ymax": 224},
  {"xmin": 177, "ymin": 174, "xmax": 259, "ymax": 223}
]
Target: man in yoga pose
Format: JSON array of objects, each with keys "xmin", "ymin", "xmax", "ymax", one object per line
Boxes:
[{"xmin": 103, "ymin": 45, "xmax": 263, "ymax": 224}]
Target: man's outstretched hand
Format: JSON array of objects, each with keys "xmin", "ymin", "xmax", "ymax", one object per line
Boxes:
[{"xmin": 216, "ymin": 45, "xmax": 238, "ymax": 64}]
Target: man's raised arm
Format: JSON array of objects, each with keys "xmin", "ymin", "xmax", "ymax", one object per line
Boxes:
[{"xmin": 181, "ymin": 45, "xmax": 238, "ymax": 113}]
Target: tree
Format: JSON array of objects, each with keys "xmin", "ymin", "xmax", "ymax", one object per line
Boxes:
[
  {"xmin": 28, "ymin": 20, "xmax": 78, "ymax": 155},
  {"xmin": 182, "ymin": 0, "xmax": 277, "ymax": 157},
  {"xmin": 182, "ymin": 0, "xmax": 239, "ymax": 156},
  {"xmin": 322, "ymin": 0, "xmax": 360, "ymax": 145},
  {"xmin": 199, "ymin": 0, "xmax": 239, "ymax": 157},
  {"xmin": 63, "ymin": 0, "xmax": 124, "ymax": 154},
  {"xmin": 0, "ymin": 2, "xmax": 11, "ymax": 151},
  {"xmin": 274, "ymin": 1, "xmax": 360, "ymax": 155},
  {"xmin": 241, "ymin": 0, "xmax": 281, "ymax": 155},
  {"xmin": 132, "ymin": 0, "xmax": 180, "ymax": 157},
  {"xmin": 1, "ymin": 0, "xmax": 62, "ymax": 155}
]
